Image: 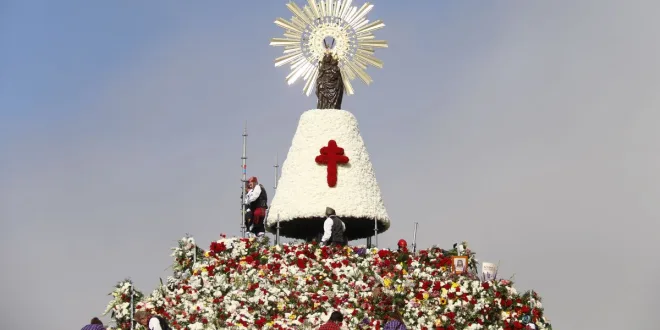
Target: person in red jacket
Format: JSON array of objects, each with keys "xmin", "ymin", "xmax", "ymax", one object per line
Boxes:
[{"xmin": 319, "ymin": 311, "xmax": 344, "ymax": 330}]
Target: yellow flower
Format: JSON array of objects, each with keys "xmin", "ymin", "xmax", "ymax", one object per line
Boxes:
[
  {"xmin": 451, "ymin": 282, "xmax": 460, "ymax": 288},
  {"xmin": 423, "ymin": 292, "xmax": 429, "ymax": 300},
  {"xmin": 204, "ymin": 251, "xmax": 210, "ymax": 257},
  {"xmin": 201, "ymin": 268, "xmax": 208, "ymax": 273},
  {"xmin": 289, "ymin": 314, "xmax": 296, "ymax": 320},
  {"xmin": 383, "ymin": 277, "xmax": 392, "ymax": 288},
  {"xmin": 439, "ymin": 297, "xmax": 448, "ymax": 305},
  {"xmin": 440, "ymin": 266, "xmax": 447, "ymax": 272},
  {"xmin": 396, "ymin": 285, "xmax": 404, "ymax": 293},
  {"xmin": 435, "ymin": 318, "xmax": 443, "ymax": 326},
  {"xmin": 402, "ymin": 269, "xmax": 408, "ymax": 275}
]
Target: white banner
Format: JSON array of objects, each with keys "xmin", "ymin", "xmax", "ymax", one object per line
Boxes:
[{"xmin": 482, "ymin": 262, "xmax": 498, "ymax": 281}]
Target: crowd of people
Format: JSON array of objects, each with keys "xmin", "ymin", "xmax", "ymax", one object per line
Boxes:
[
  {"xmin": 82, "ymin": 309, "xmax": 409, "ymax": 330},
  {"xmin": 320, "ymin": 310, "xmax": 409, "ymax": 330}
]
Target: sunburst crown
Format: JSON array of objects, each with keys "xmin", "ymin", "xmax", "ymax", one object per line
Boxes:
[{"xmin": 270, "ymin": 0, "xmax": 388, "ymax": 96}]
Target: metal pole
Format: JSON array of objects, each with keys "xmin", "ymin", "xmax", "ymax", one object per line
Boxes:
[
  {"xmin": 366, "ymin": 237, "xmax": 372, "ymax": 248},
  {"xmin": 129, "ymin": 283, "xmax": 134, "ymax": 330},
  {"xmin": 276, "ymin": 214, "xmax": 281, "ymax": 246},
  {"xmin": 274, "ymin": 153, "xmax": 279, "ymax": 191},
  {"xmin": 241, "ymin": 121, "xmax": 248, "ymax": 238},
  {"xmin": 374, "ymin": 218, "xmax": 378, "ymax": 247},
  {"xmin": 271, "ymin": 154, "xmax": 279, "ymax": 244},
  {"xmin": 193, "ymin": 240, "xmax": 197, "ymax": 265},
  {"xmin": 412, "ymin": 222, "xmax": 419, "ymax": 255}
]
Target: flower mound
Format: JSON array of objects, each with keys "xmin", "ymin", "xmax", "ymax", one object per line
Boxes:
[{"xmin": 104, "ymin": 236, "xmax": 553, "ymax": 330}]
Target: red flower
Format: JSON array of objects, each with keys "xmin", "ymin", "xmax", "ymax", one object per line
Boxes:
[{"xmin": 255, "ymin": 317, "xmax": 266, "ymax": 327}]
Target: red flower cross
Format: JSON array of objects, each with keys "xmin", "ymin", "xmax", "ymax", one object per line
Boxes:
[{"xmin": 315, "ymin": 140, "xmax": 349, "ymax": 187}]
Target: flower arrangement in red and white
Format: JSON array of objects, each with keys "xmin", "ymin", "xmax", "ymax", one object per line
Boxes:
[{"xmin": 104, "ymin": 235, "xmax": 553, "ymax": 330}]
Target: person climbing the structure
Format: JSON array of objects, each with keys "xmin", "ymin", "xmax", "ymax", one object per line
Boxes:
[{"xmin": 244, "ymin": 176, "xmax": 268, "ymax": 237}]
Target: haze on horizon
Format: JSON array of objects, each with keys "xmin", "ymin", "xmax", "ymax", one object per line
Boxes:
[{"xmin": 1, "ymin": 1, "xmax": 658, "ymax": 329}]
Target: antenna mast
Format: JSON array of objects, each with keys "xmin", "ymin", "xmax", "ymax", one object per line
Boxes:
[
  {"xmin": 274, "ymin": 153, "xmax": 279, "ymax": 191},
  {"xmin": 274, "ymin": 153, "xmax": 281, "ymax": 245},
  {"xmin": 241, "ymin": 121, "xmax": 247, "ymax": 238},
  {"xmin": 412, "ymin": 222, "xmax": 419, "ymax": 255}
]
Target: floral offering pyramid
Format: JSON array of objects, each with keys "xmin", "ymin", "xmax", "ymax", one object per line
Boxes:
[{"xmin": 103, "ymin": 236, "xmax": 553, "ymax": 330}]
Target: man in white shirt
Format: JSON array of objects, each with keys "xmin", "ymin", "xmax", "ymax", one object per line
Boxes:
[
  {"xmin": 320, "ymin": 207, "xmax": 347, "ymax": 246},
  {"xmin": 244, "ymin": 177, "xmax": 267, "ymax": 237}
]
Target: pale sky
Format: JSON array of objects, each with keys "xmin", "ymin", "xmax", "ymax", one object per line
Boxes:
[{"xmin": 1, "ymin": 1, "xmax": 659, "ymax": 329}]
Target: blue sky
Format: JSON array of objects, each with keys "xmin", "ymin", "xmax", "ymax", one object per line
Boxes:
[{"xmin": 2, "ymin": 1, "xmax": 659, "ymax": 330}]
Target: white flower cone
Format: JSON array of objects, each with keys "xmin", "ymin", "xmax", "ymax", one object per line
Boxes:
[{"xmin": 266, "ymin": 109, "xmax": 390, "ymax": 241}]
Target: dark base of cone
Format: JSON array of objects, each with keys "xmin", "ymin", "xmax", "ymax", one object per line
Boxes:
[{"xmin": 266, "ymin": 217, "xmax": 388, "ymax": 241}]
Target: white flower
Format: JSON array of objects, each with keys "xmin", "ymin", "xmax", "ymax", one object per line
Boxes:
[{"xmin": 188, "ymin": 322, "xmax": 204, "ymax": 330}]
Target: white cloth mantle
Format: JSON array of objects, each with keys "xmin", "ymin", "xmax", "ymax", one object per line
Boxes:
[{"xmin": 266, "ymin": 109, "xmax": 390, "ymax": 239}]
